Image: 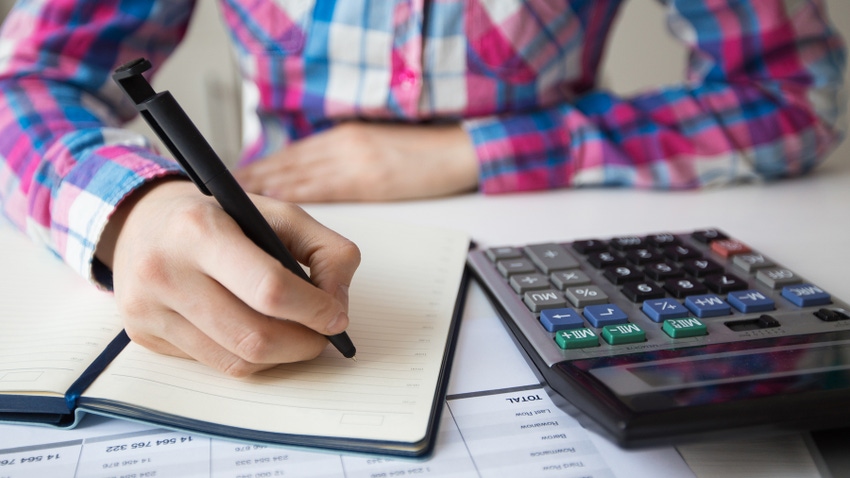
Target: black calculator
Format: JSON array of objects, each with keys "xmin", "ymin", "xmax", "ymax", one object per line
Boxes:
[{"xmin": 467, "ymin": 229, "xmax": 850, "ymax": 447}]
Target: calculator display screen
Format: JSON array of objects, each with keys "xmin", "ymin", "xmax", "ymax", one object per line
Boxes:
[{"xmin": 568, "ymin": 332, "xmax": 850, "ymax": 411}]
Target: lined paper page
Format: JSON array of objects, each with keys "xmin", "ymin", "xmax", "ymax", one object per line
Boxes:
[
  {"xmin": 0, "ymin": 223, "xmax": 124, "ymax": 397},
  {"xmin": 83, "ymin": 214, "xmax": 469, "ymax": 444}
]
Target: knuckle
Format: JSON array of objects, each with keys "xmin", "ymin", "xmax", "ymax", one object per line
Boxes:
[
  {"xmin": 337, "ymin": 239, "xmax": 362, "ymax": 266},
  {"xmin": 337, "ymin": 125, "xmax": 375, "ymax": 154},
  {"xmin": 173, "ymin": 199, "xmax": 220, "ymax": 238},
  {"xmin": 253, "ymin": 268, "xmax": 289, "ymax": 314},
  {"xmin": 232, "ymin": 327, "xmax": 275, "ymax": 364},
  {"xmin": 133, "ymin": 251, "xmax": 172, "ymax": 286}
]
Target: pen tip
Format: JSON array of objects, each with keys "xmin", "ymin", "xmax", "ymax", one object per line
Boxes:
[{"xmin": 351, "ymin": 356, "xmax": 358, "ymax": 362}]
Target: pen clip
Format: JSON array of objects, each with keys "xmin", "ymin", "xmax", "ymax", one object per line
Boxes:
[{"xmin": 112, "ymin": 58, "xmax": 212, "ymax": 196}]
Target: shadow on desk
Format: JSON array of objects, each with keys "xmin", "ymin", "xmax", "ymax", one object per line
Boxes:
[{"xmin": 811, "ymin": 428, "xmax": 850, "ymax": 477}]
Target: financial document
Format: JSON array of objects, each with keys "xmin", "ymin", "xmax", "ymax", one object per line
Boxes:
[{"xmin": 0, "ymin": 384, "xmax": 691, "ymax": 478}]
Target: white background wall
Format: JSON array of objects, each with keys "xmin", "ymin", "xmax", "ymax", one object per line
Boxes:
[{"xmin": 1, "ymin": 1, "xmax": 848, "ymax": 170}]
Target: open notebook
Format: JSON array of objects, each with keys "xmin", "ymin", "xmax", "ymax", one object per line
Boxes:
[{"xmin": 0, "ymin": 212, "xmax": 470, "ymax": 457}]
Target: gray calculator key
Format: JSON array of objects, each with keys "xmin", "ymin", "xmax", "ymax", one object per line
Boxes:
[
  {"xmin": 565, "ymin": 285, "xmax": 609, "ymax": 307},
  {"xmin": 756, "ymin": 267, "xmax": 802, "ymax": 289},
  {"xmin": 510, "ymin": 273, "xmax": 550, "ymax": 293},
  {"xmin": 550, "ymin": 269, "xmax": 592, "ymax": 290},
  {"xmin": 733, "ymin": 253, "xmax": 775, "ymax": 272},
  {"xmin": 497, "ymin": 258, "xmax": 537, "ymax": 277},
  {"xmin": 523, "ymin": 289, "xmax": 567, "ymax": 312},
  {"xmin": 523, "ymin": 243, "xmax": 579, "ymax": 274},
  {"xmin": 486, "ymin": 246, "xmax": 524, "ymax": 262}
]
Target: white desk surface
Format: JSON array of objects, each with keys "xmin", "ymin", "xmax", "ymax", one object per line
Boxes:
[
  {"xmin": 1, "ymin": 157, "xmax": 846, "ymax": 477},
  {"xmin": 303, "ymin": 156, "xmax": 850, "ymax": 478}
]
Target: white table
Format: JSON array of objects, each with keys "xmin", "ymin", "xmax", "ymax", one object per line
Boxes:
[{"xmin": 303, "ymin": 156, "xmax": 850, "ymax": 478}]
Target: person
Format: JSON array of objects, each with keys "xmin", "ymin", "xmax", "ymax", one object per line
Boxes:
[{"xmin": 0, "ymin": 1, "xmax": 845, "ymax": 374}]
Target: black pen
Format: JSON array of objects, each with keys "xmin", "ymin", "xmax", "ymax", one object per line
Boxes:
[{"xmin": 112, "ymin": 58, "xmax": 356, "ymax": 360}]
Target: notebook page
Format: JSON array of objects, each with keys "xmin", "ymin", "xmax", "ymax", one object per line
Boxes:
[
  {"xmin": 0, "ymin": 223, "xmax": 124, "ymax": 397},
  {"xmin": 83, "ymin": 214, "xmax": 470, "ymax": 443}
]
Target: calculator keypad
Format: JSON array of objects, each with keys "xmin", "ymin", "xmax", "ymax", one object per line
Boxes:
[{"xmin": 467, "ymin": 229, "xmax": 850, "ymax": 366}]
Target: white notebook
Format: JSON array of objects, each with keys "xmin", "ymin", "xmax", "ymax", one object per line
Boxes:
[{"xmin": 0, "ymin": 212, "xmax": 470, "ymax": 457}]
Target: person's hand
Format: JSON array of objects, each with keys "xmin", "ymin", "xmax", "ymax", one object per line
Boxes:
[
  {"xmin": 95, "ymin": 179, "xmax": 361, "ymax": 376},
  {"xmin": 233, "ymin": 122, "xmax": 479, "ymax": 202}
]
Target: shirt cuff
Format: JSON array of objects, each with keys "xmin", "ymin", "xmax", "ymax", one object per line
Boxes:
[{"xmin": 53, "ymin": 145, "xmax": 186, "ymax": 289}]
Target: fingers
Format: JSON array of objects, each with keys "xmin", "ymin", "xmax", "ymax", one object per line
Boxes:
[
  {"xmin": 233, "ymin": 132, "xmax": 323, "ymax": 198},
  {"xmin": 189, "ymin": 198, "xmax": 359, "ymax": 335},
  {"xmin": 235, "ymin": 151, "xmax": 348, "ymax": 203},
  {"xmin": 107, "ymin": 180, "xmax": 360, "ymax": 376},
  {"xmin": 125, "ymin": 306, "xmax": 327, "ymax": 377},
  {"xmin": 234, "ymin": 122, "xmax": 480, "ymax": 203},
  {"xmin": 253, "ymin": 197, "xmax": 361, "ymax": 299}
]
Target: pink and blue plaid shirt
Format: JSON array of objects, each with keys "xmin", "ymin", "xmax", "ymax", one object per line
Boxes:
[{"xmin": 0, "ymin": 0, "xmax": 846, "ymax": 283}]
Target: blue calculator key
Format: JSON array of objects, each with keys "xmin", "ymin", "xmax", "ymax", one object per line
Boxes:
[
  {"xmin": 583, "ymin": 304, "xmax": 629, "ymax": 327},
  {"xmin": 684, "ymin": 294, "xmax": 731, "ymax": 318},
  {"xmin": 540, "ymin": 308, "xmax": 584, "ymax": 332},
  {"xmin": 642, "ymin": 298, "xmax": 690, "ymax": 322},
  {"xmin": 781, "ymin": 284, "xmax": 832, "ymax": 307},
  {"xmin": 727, "ymin": 290, "xmax": 776, "ymax": 313}
]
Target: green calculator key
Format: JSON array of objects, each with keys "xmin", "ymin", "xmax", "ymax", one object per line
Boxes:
[
  {"xmin": 555, "ymin": 328, "xmax": 598, "ymax": 349},
  {"xmin": 601, "ymin": 323, "xmax": 646, "ymax": 345},
  {"xmin": 662, "ymin": 317, "xmax": 707, "ymax": 338}
]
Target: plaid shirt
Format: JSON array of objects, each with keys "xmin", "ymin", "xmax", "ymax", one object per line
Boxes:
[{"xmin": 0, "ymin": 0, "xmax": 846, "ymax": 282}]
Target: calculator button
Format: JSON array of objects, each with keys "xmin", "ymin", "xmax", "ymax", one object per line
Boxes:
[
  {"xmin": 587, "ymin": 251, "xmax": 625, "ymax": 269},
  {"xmin": 550, "ymin": 270, "xmax": 592, "ymax": 290},
  {"xmin": 565, "ymin": 286, "xmax": 609, "ymax": 307},
  {"xmin": 497, "ymin": 258, "xmax": 537, "ymax": 277},
  {"xmin": 509, "ymin": 273, "xmax": 551, "ymax": 294},
  {"xmin": 621, "ymin": 281, "xmax": 666, "ymax": 302},
  {"xmin": 756, "ymin": 268, "xmax": 802, "ymax": 289},
  {"xmin": 663, "ymin": 278, "xmax": 708, "ymax": 298},
  {"xmin": 781, "ymin": 284, "xmax": 832, "ymax": 307},
  {"xmin": 663, "ymin": 245, "xmax": 702, "ymax": 261},
  {"xmin": 662, "ymin": 317, "xmax": 708, "ymax": 338},
  {"xmin": 625, "ymin": 248, "xmax": 662, "ymax": 265},
  {"xmin": 571, "ymin": 239, "xmax": 608, "ymax": 254},
  {"xmin": 643, "ymin": 298, "xmax": 690, "ymax": 322},
  {"xmin": 645, "ymin": 233, "xmax": 680, "ymax": 248},
  {"xmin": 814, "ymin": 308, "xmax": 850, "ymax": 322},
  {"xmin": 583, "ymin": 304, "xmax": 629, "ymax": 327},
  {"xmin": 684, "ymin": 294, "xmax": 732, "ymax": 318},
  {"xmin": 682, "ymin": 258, "xmax": 723, "ymax": 277},
  {"xmin": 603, "ymin": 265, "xmax": 644, "ymax": 285},
  {"xmin": 523, "ymin": 289, "xmax": 567, "ymax": 312},
  {"xmin": 555, "ymin": 328, "xmax": 598, "ymax": 349},
  {"xmin": 732, "ymin": 253, "xmax": 775, "ymax": 272},
  {"xmin": 691, "ymin": 229, "xmax": 728, "ymax": 244},
  {"xmin": 486, "ymin": 246, "xmax": 524, "ymax": 262},
  {"xmin": 601, "ymin": 323, "xmax": 646, "ymax": 345},
  {"xmin": 540, "ymin": 308, "xmax": 584, "ymax": 332},
  {"xmin": 610, "ymin": 236, "xmax": 645, "ymax": 251},
  {"xmin": 644, "ymin": 261, "xmax": 685, "ymax": 281},
  {"xmin": 703, "ymin": 273, "xmax": 748, "ymax": 294},
  {"xmin": 727, "ymin": 290, "xmax": 776, "ymax": 313},
  {"xmin": 711, "ymin": 239, "xmax": 751, "ymax": 258},
  {"xmin": 524, "ymin": 243, "xmax": 579, "ymax": 274}
]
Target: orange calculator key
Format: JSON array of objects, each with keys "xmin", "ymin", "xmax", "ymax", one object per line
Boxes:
[{"xmin": 711, "ymin": 239, "xmax": 751, "ymax": 258}]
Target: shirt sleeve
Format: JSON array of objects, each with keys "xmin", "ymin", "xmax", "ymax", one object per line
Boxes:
[
  {"xmin": 0, "ymin": 0, "xmax": 195, "ymax": 285},
  {"xmin": 464, "ymin": 0, "xmax": 847, "ymax": 194}
]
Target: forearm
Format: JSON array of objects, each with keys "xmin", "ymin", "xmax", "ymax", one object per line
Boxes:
[
  {"xmin": 464, "ymin": 0, "xmax": 846, "ymax": 194},
  {"xmin": 0, "ymin": 79, "xmax": 185, "ymax": 282},
  {"xmin": 0, "ymin": 0, "xmax": 194, "ymax": 284}
]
